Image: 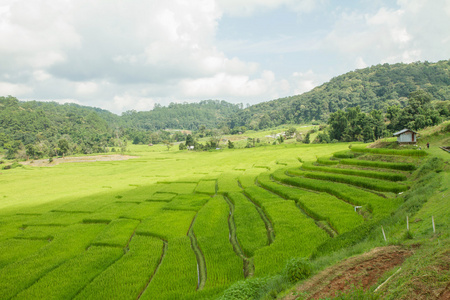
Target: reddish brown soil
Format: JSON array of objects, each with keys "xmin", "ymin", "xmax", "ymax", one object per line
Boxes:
[
  {"xmin": 283, "ymin": 246, "xmax": 411, "ymax": 300},
  {"xmin": 439, "ymin": 284, "xmax": 450, "ymax": 300}
]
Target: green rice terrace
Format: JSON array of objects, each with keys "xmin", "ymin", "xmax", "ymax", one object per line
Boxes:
[{"xmin": 0, "ymin": 132, "xmax": 448, "ymax": 299}]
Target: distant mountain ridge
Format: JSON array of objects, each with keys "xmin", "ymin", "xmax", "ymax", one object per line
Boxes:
[
  {"xmin": 1, "ymin": 59, "xmax": 449, "ymax": 153},
  {"xmin": 229, "ymin": 59, "xmax": 450, "ymax": 130}
]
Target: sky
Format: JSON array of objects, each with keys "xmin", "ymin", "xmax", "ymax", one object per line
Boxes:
[{"xmin": 1, "ymin": 0, "xmax": 449, "ymax": 114}]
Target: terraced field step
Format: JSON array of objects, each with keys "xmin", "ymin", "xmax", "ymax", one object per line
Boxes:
[
  {"xmin": 187, "ymin": 214, "xmax": 207, "ymax": 290},
  {"xmin": 258, "ymin": 172, "xmax": 364, "ymax": 234},
  {"xmin": 288, "ymin": 168, "xmax": 409, "ymax": 193},
  {"xmin": 301, "ymin": 162, "xmax": 408, "ymax": 181},
  {"xmin": 241, "ymin": 192, "xmax": 275, "ymax": 245},
  {"xmin": 272, "ymin": 168, "xmax": 403, "ymax": 218},
  {"xmin": 223, "ymin": 195, "xmax": 254, "ymax": 277},
  {"xmin": 255, "ymin": 177, "xmax": 337, "ymax": 237}
]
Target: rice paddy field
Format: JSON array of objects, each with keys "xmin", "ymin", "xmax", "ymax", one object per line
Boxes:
[{"xmin": 0, "ymin": 141, "xmax": 425, "ymax": 299}]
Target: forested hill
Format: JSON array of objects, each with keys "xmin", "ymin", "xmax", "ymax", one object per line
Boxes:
[
  {"xmin": 1, "ymin": 60, "xmax": 450, "ymax": 158},
  {"xmin": 0, "ymin": 97, "xmax": 241, "ymax": 158},
  {"xmin": 120, "ymin": 100, "xmax": 241, "ymax": 131},
  {"xmin": 228, "ymin": 59, "xmax": 450, "ymax": 130}
]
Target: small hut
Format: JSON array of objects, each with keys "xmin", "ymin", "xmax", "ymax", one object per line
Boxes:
[{"xmin": 393, "ymin": 129, "xmax": 418, "ymax": 144}]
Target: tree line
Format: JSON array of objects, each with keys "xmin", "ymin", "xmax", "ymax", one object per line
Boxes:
[
  {"xmin": 225, "ymin": 60, "xmax": 450, "ymax": 131},
  {"xmin": 326, "ymin": 90, "xmax": 447, "ymax": 143}
]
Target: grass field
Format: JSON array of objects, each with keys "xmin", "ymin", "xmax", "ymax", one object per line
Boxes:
[{"xmin": 0, "ymin": 134, "xmax": 444, "ymax": 299}]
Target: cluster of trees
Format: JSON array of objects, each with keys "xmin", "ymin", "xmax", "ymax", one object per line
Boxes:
[
  {"xmin": 178, "ymin": 132, "xmax": 223, "ymax": 151},
  {"xmin": 2, "ymin": 60, "xmax": 449, "ymax": 160},
  {"xmin": 386, "ymin": 90, "xmax": 445, "ymax": 132},
  {"xmin": 121, "ymin": 100, "xmax": 241, "ymax": 131},
  {"xmin": 0, "ymin": 96, "xmax": 125, "ymax": 160},
  {"xmin": 327, "ymin": 90, "xmax": 447, "ymax": 143}
]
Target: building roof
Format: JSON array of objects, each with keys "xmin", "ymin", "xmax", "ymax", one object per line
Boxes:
[{"xmin": 393, "ymin": 129, "xmax": 418, "ymax": 136}]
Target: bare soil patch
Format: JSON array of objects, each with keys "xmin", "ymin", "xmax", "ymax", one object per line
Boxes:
[
  {"xmin": 283, "ymin": 246, "xmax": 411, "ymax": 300},
  {"xmin": 20, "ymin": 154, "xmax": 138, "ymax": 167}
]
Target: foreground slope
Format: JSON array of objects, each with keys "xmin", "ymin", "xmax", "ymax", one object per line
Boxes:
[
  {"xmin": 278, "ymin": 124, "xmax": 450, "ymax": 300},
  {"xmin": 0, "ymin": 132, "xmax": 445, "ymax": 299}
]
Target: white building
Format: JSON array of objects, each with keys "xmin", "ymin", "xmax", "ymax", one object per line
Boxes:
[{"xmin": 393, "ymin": 129, "xmax": 418, "ymax": 144}]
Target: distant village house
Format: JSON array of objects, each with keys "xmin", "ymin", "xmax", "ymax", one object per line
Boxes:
[{"xmin": 393, "ymin": 129, "xmax": 418, "ymax": 144}]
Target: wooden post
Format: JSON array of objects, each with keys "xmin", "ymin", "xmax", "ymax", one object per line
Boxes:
[
  {"xmin": 432, "ymin": 216, "xmax": 435, "ymax": 233},
  {"xmin": 407, "ymin": 216, "xmax": 409, "ymax": 231},
  {"xmin": 381, "ymin": 226, "xmax": 387, "ymax": 242}
]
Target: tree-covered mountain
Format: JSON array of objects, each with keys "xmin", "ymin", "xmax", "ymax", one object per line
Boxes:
[
  {"xmin": 0, "ymin": 97, "xmax": 242, "ymax": 159},
  {"xmin": 228, "ymin": 59, "xmax": 450, "ymax": 130},
  {"xmin": 121, "ymin": 100, "xmax": 241, "ymax": 131},
  {"xmin": 1, "ymin": 59, "xmax": 449, "ymax": 159},
  {"xmin": 0, "ymin": 97, "xmax": 123, "ymax": 159}
]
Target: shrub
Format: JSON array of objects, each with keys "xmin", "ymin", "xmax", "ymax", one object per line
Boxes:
[
  {"xmin": 2, "ymin": 162, "xmax": 22, "ymax": 170},
  {"xmin": 283, "ymin": 257, "xmax": 312, "ymax": 283},
  {"xmin": 219, "ymin": 277, "xmax": 269, "ymax": 300}
]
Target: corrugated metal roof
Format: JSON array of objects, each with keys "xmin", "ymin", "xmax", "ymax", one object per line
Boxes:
[{"xmin": 393, "ymin": 128, "xmax": 417, "ymax": 136}]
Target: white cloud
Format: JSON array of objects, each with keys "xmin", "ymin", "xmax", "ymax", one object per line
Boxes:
[
  {"xmin": 0, "ymin": 81, "xmax": 32, "ymax": 96},
  {"xmin": 181, "ymin": 71, "xmax": 271, "ymax": 98},
  {"xmin": 33, "ymin": 70, "xmax": 52, "ymax": 82},
  {"xmin": 355, "ymin": 57, "xmax": 368, "ymax": 69},
  {"xmin": 324, "ymin": 0, "xmax": 450, "ymax": 68},
  {"xmin": 112, "ymin": 94, "xmax": 155, "ymax": 113},
  {"xmin": 292, "ymin": 70, "xmax": 322, "ymax": 95},
  {"xmin": 0, "ymin": 0, "xmax": 449, "ymax": 113},
  {"xmin": 0, "ymin": 0, "xmax": 80, "ymax": 71},
  {"xmin": 76, "ymin": 82, "xmax": 98, "ymax": 95},
  {"xmin": 217, "ymin": 0, "xmax": 324, "ymax": 16}
]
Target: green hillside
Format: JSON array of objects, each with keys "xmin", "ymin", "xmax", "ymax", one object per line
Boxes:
[
  {"xmin": 230, "ymin": 59, "xmax": 450, "ymax": 130},
  {"xmin": 0, "ymin": 123, "xmax": 448, "ymax": 299},
  {"xmin": 2, "ymin": 59, "xmax": 449, "ymax": 160}
]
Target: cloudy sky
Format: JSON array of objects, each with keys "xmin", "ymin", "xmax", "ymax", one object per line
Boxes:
[{"xmin": 1, "ymin": 0, "xmax": 449, "ymax": 114}]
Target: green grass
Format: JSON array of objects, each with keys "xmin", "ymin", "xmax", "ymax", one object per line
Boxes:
[
  {"xmin": 195, "ymin": 179, "xmax": 217, "ymax": 195},
  {"xmin": 4, "ymin": 137, "xmax": 427, "ymax": 299},
  {"xmin": 272, "ymin": 168, "xmax": 403, "ymax": 218},
  {"xmin": 301, "ymin": 162, "xmax": 407, "ymax": 181},
  {"xmin": 0, "ymin": 224, "xmax": 106, "ymax": 299},
  {"xmin": 91, "ymin": 218, "xmax": 140, "ymax": 247},
  {"xmin": 257, "ymin": 172, "xmax": 364, "ymax": 234},
  {"xmin": 73, "ymin": 235, "xmax": 164, "ymax": 300},
  {"xmin": 288, "ymin": 168, "xmax": 409, "ymax": 193},
  {"xmin": 140, "ymin": 237, "xmax": 198, "ymax": 299},
  {"xmin": 350, "ymin": 146, "xmax": 428, "ymax": 156},
  {"xmin": 137, "ymin": 209, "xmax": 197, "ymax": 240},
  {"xmin": 163, "ymin": 194, "xmax": 210, "ymax": 211},
  {"xmin": 244, "ymin": 186, "xmax": 329, "ymax": 276},
  {"xmin": 14, "ymin": 246, "xmax": 123, "ymax": 300},
  {"xmin": 340, "ymin": 158, "xmax": 416, "ymax": 171},
  {"xmin": 217, "ymin": 172, "xmax": 243, "ymax": 193},
  {"xmin": 226, "ymin": 192, "xmax": 268, "ymax": 257},
  {"xmin": 193, "ymin": 196, "xmax": 245, "ymax": 290},
  {"xmin": 0, "ymin": 238, "xmax": 49, "ymax": 269}
]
